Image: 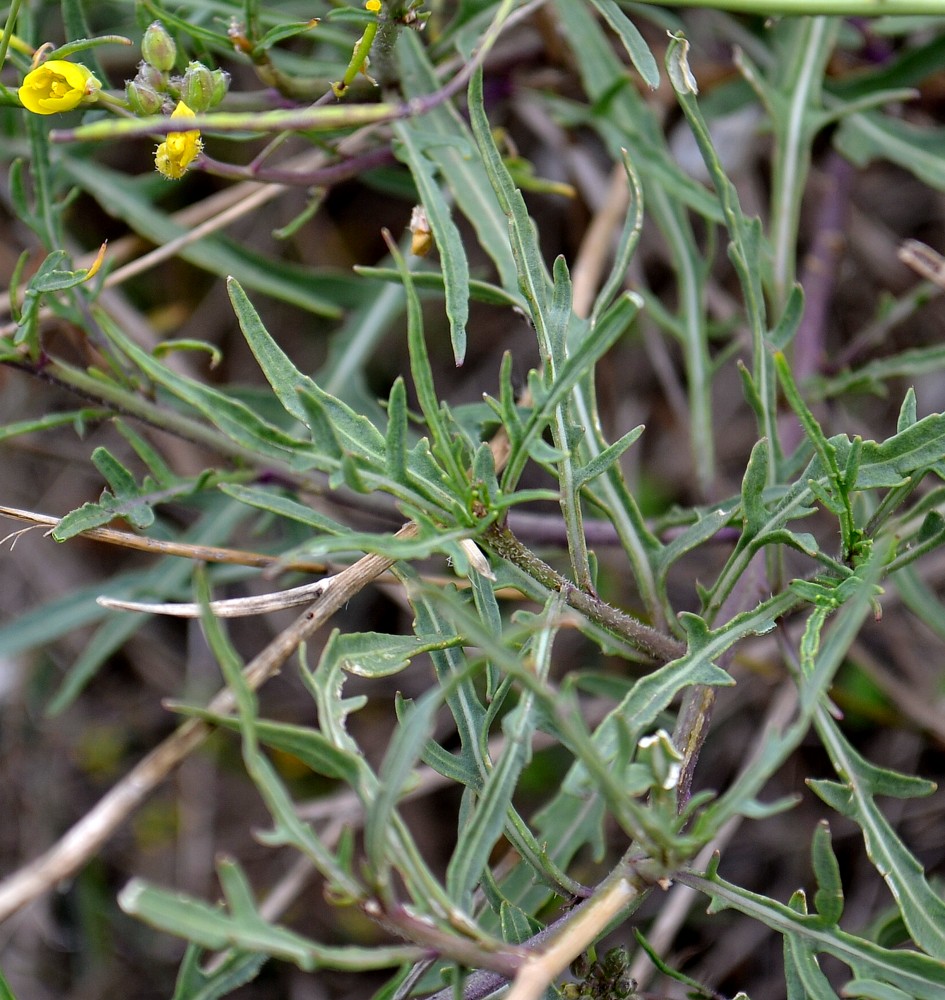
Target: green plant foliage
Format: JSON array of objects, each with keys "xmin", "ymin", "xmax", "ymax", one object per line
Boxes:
[{"xmin": 3, "ymin": 2, "xmax": 945, "ymax": 999}]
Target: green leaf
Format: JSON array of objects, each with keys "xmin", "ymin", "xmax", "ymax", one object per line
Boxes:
[
  {"xmin": 97, "ymin": 313, "xmax": 314, "ymax": 468},
  {"xmin": 850, "ymin": 414, "xmax": 945, "ymax": 488},
  {"xmin": 172, "ymin": 944, "xmax": 266, "ymax": 1000},
  {"xmin": 385, "ymin": 376, "xmax": 409, "ymax": 484},
  {"xmin": 591, "ymin": 149, "xmax": 645, "ymax": 324},
  {"xmin": 115, "ymin": 419, "xmax": 176, "ymax": 489},
  {"xmin": 218, "ymin": 483, "xmax": 348, "ymax": 535},
  {"xmin": 665, "ymin": 30, "xmax": 775, "ymax": 487},
  {"xmin": 171, "ymin": 706, "xmax": 364, "ymax": 785},
  {"xmin": 27, "ymin": 249, "xmax": 98, "ymax": 292},
  {"xmin": 504, "ymin": 292, "xmax": 642, "ymax": 491},
  {"xmin": 227, "ymin": 278, "xmax": 317, "ymax": 425},
  {"xmin": 681, "ymin": 868, "xmax": 945, "ymax": 1000},
  {"xmin": 296, "ymin": 383, "xmax": 386, "ymax": 466},
  {"xmin": 396, "ymin": 30, "xmax": 518, "ymax": 291},
  {"xmin": 784, "ymin": 929, "xmax": 840, "ymax": 1000},
  {"xmin": 392, "ymin": 124, "xmax": 469, "ymax": 365},
  {"xmin": 334, "ymin": 631, "xmax": 464, "ymax": 678},
  {"xmin": 740, "ymin": 437, "xmax": 772, "ymax": 538},
  {"xmin": 498, "ymin": 900, "xmax": 543, "ymax": 945},
  {"xmin": 93, "ymin": 446, "xmax": 155, "ymax": 528},
  {"xmin": 657, "ymin": 503, "xmax": 736, "ymax": 581},
  {"xmin": 469, "ymin": 66, "xmax": 553, "ymax": 358},
  {"xmin": 835, "ymin": 111, "xmax": 945, "ymax": 192},
  {"xmin": 769, "ymin": 284, "xmax": 806, "ymax": 351},
  {"xmin": 811, "ymin": 821, "xmax": 844, "ymax": 925},
  {"xmin": 0, "ymin": 408, "xmax": 104, "ymax": 442},
  {"xmin": 898, "ymin": 388, "xmax": 919, "ymax": 432},
  {"xmin": 587, "ymin": 0, "xmax": 660, "ymax": 88},
  {"xmin": 446, "ymin": 596, "xmax": 562, "ymax": 906},
  {"xmin": 119, "ymin": 862, "xmax": 418, "ymax": 971},
  {"xmin": 387, "ymin": 234, "xmax": 467, "ymax": 487},
  {"xmin": 364, "ymin": 689, "xmax": 441, "ymax": 883},
  {"xmin": 252, "ymin": 18, "xmax": 319, "ymax": 53},
  {"xmin": 843, "ymin": 980, "xmax": 914, "ymax": 1000},
  {"xmin": 812, "ymin": 708, "xmax": 945, "ymax": 959},
  {"xmin": 407, "ymin": 580, "xmax": 489, "ymax": 775}
]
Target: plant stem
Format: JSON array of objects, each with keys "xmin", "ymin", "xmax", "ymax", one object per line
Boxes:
[
  {"xmin": 503, "ymin": 858, "xmax": 658, "ymax": 1000},
  {"xmin": 483, "ymin": 520, "xmax": 685, "ymax": 663},
  {"xmin": 6, "ymin": 356, "xmax": 258, "ymax": 462},
  {"xmin": 198, "ymin": 144, "xmax": 394, "ymax": 186}
]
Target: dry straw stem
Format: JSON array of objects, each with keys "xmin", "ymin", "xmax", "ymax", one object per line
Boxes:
[
  {"xmin": 0, "ymin": 504, "xmax": 329, "ymax": 573},
  {"xmin": 504, "ymin": 865, "xmax": 650, "ymax": 1000},
  {"xmin": 570, "ymin": 160, "xmax": 631, "ymax": 317},
  {"xmin": 898, "ymin": 238, "xmax": 945, "ymax": 290},
  {"xmin": 0, "ymin": 524, "xmax": 413, "ymax": 923},
  {"xmin": 96, "ymin": 579, "xmax": 335, "ymax": 617}
]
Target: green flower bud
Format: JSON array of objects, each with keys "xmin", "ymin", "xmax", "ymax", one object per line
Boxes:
[
  {"xmin": 134, "ymin": 59, "xmax": 165, "ymax": 91},
  {"xmin": 209, "ymin": 68, "xmax": 230, "ymax": 109},
  {"xmin": 179, "ymin": 60, "xmax": 219, "ymax": 112},
  {"xmin": 142, "ymin": 21, "xmax": 176, "ymax": 73},
  {"xmin": 126, "ymin": 78, "xmax": 163, "ymax": 115}
]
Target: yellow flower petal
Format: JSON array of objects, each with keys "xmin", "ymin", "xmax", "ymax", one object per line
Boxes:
[
  {"xmin": 19, "ymin": 60, "xmax": 99, "ymax": 115},
  {"xmin": 83, "ymin": 242, "xmax": 108, "ymax": 282},
  {"xmin": 154, "ymin": 100, "xmax": 203, "ymax": 180}
]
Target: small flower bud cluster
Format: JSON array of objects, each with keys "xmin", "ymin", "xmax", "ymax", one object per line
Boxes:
[
  {"xmin": 127, "ymin": 21, "xmax": 229, "ymax": 116},
  {"xmin": 126, "ymin": 21, "xmax": 230, "ymax": 180}
]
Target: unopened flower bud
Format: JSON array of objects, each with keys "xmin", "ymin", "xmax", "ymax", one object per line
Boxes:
[
  {"xmin": 409, "ymin": 205, "xmax": 433, "ymax": 257},
  {"xmin": 142, "ymin": 21, "xmax": 176, "ymax": 72},
  {"xmin": 126, "ymin": 78, "xmax": 163, "ymax": 115},
  {"xmin": 180, "ymin": 60, "xmax": 214, "ymax": 111},
  {"xmin": 134, "ymin": 59, "xmax": 165, "ymax": 91},
  {"xmin": 209, "ymin": 68, "xmax": 230, "ymax": 108}
]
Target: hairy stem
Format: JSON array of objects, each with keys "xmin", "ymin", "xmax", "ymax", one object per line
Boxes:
[{"xmin": 483, "ymin": 520, "xmax": 685, "ymax": 663}]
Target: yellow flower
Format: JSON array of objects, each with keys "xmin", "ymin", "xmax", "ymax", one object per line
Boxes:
[
  {"xmin": 154, "ymin": 101, "xmax": 203, "ymax": 180},
  {"xmin": 365, "ymin": 1, "xmax": 382, "ymax": 11},
  {"xmin": 19, "ymin": 60, "xmax": 100, "ymax": 115}
]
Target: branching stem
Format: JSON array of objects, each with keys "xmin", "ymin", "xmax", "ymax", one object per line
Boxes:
[{"xmin": 483, "ymin": 520, "xmax": 685, "ymax": 663}]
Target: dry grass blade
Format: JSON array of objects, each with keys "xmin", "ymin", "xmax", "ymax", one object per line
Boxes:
[{"xmin": 96, "ymin": 577, "xmax": 334, "ymax": 616}]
